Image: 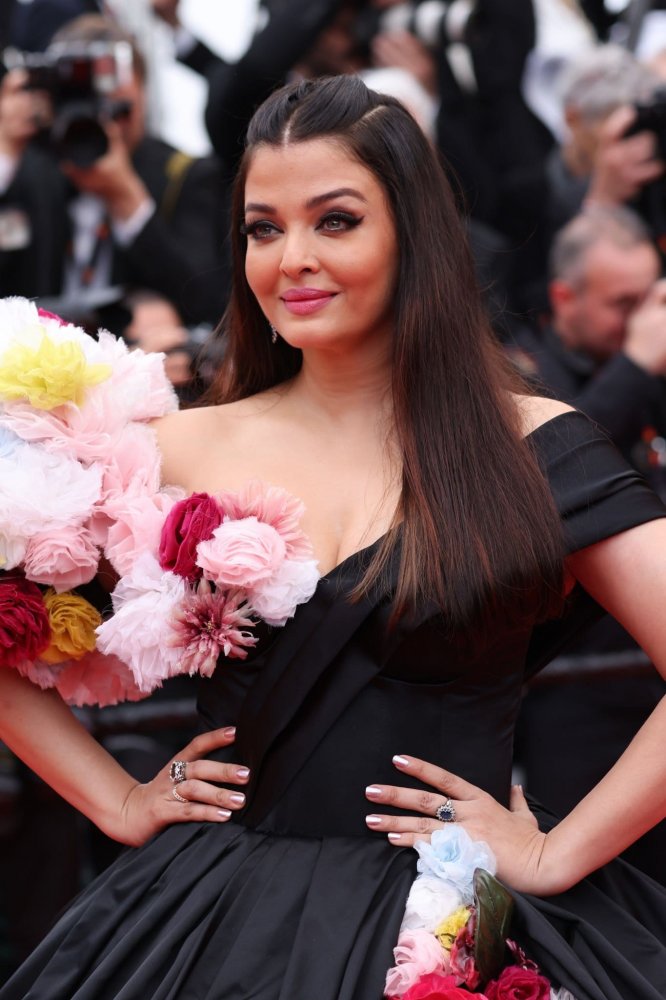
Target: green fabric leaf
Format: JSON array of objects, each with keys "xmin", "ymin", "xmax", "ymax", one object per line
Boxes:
[{"xmin": 472, "ymin": 868, "xmax": 514, "ymax": 984}]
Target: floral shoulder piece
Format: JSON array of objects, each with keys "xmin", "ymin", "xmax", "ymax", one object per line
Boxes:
[
  {"xmin": 385, "ymin": 826, "xmax": 578, "ymax": 1000},
  {"xmin": 0, "ymin": 297, "xmax": 319, "ymax": 706}
]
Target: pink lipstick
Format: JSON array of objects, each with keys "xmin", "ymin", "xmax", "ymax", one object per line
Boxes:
[{"xmin": 281, "ymin": 288, "xmax": 337, "ymax": 316}]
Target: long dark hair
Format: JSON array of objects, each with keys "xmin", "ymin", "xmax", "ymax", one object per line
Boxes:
[{"xmin": 207, "ymin": 75, "xmax": 564, "ymax": 632}]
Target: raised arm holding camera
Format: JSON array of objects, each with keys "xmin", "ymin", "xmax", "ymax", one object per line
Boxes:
[{"xmin": 0, "ymin": 14, "xmax": 228, "ymax": 331}]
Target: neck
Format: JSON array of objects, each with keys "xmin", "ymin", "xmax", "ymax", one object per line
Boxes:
[{"xmin": 286, "ymin": 341, "xmax": 394, "ymax": 427}]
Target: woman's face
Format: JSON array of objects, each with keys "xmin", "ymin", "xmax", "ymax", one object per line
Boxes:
[{"xmin": 242, "ymin": 138, "xmax": 398, "ymax": 355}]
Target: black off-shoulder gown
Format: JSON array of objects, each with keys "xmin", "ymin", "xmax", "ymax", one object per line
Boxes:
[{"xmin": 3, "ymin": 411, "xmax": 666, "ymax": 1000}]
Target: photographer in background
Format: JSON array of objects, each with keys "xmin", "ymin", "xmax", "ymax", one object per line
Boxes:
[
  {"xmin": 547, "ymin": 44, "xmax": 664, "ymax": 236},
  {"xmin": 0, "ymin": 14, "xmax": 228, "ymax": 336}
]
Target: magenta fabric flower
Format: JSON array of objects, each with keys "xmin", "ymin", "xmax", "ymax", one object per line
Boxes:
[
  {"xmin": 399, "ymin": 972, "xmax": 486, "ymax": 1000},
  {"xmin": 168, "ymin": 579, "xmax": 257, "ymax": 675},
  {"xmin": 159, "ymin": 492, "xmax": 222, "ymax": 580},
  {"xmin": 23, "ymin": 524, "xmax": 99, "ymax": 592},
  {"xmin": 0, "ymin": 575, "xmax": 51, "ymax": 667},
  {"xmin": 37, "ymin": 307, "xmax": 67, "ymax": 325},
  {"xmin": 485, "ymin": 966, "xmax": 551, "ymax": 1000},
  {"xmin": 196, "ymin": 517, "xmax": 286, "ymax": 588}
]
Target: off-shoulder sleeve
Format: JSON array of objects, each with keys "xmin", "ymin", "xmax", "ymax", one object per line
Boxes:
[{"xmin": 528, "ymin": 409, "xmax": 666, "ymax": 554}]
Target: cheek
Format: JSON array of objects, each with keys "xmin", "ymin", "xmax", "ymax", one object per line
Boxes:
[{"xmin": 245, "ymin": 249, "xmax": 276, "ymax": 301}]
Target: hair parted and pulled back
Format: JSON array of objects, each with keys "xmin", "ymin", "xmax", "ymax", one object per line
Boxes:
[{"xmin": 208, "ymin": 75, "xmax": 565, "ymax": 633}]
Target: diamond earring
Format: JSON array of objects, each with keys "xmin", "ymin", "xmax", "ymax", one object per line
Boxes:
[{"xmin": 270, "ymin": 324, "xmax": 279, "ymax": 344}]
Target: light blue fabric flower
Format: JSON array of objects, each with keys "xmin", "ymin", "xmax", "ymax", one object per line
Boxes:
[
  {"xmin": 0, "ymin": 425, "xmax": 24, "ymax": 459},
  {"xmin": 414, "ymin": 825, "xmax": 496, "ymax": 903}
]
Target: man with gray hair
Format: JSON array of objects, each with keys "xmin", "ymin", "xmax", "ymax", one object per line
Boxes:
[
  {"xmin": 511, "ymin": 204, "xmax": 666, "ymax": 454},
  {"xmin": 547, "ymin": 44, "xmax": 664, "ymax": 234}
]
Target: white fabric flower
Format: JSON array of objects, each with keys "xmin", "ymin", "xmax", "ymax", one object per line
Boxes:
[
  {"xmin": 96, "ymin": 553, "xmax": 187, "ymax": 691},
  {"xmin": 399, "ymin": 876, "xmax": 464, "ymax": 934},
  {"xmin": 248, "ymin": 557, "xmax": 320, "ymax": 626},
  {"xmin": 0, "ymin": 444, "xmax": 102, "ymax": 545}
]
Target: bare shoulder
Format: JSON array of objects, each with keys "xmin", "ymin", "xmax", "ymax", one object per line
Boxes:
[
  {"xmin": 511, "ymin": 393, "xmax": 575, "ymax": 439},
  {"xmin": 150, "ymin": 390, "xmax": 284, "ymax": 490}
]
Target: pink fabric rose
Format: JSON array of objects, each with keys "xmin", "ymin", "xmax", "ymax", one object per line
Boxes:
[
  {"xmin": 196, "ymin": 517, "xmax": 286, "ymax": 588},
  {"xmin": 0, "ymin": 576, "xmax": 50, "ymax": 667},
  {"xmin": 23, "ymin": 524, "xmax": 99, "ymax": 592},
  {"xmin": 216, "ymin": 481, "xmax": 314, "ymax": 559},
  {"xmin": 105, "ymin": 490, "xmax": 181, "ymax": 577},
  {"xmin": 400, "ymin": 972, "xmax": 486, "ymax": 1000},
  {"xmin": 385, "ymin": 930, "xmax": 449, "ymax": 998},
  {"xmin": 159, "ymin": 492, "xmax": 222, "ymax": 580},
  {"xmin": 55, "ymin": 650, "xmax": 147, "ymax": 707},
  {"xmin": 485, "ymin": 966, "xmax": 551, "ymax": 1000}
]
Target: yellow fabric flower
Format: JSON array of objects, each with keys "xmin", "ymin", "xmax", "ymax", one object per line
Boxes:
[
  {"xmin": 0, "ymin": 330, "xmax": 111, "ymax": 410},
  {"xmin": 434, "ymin": 906, "xmax": 472, "ymax": 951},
  {"xmin": 41, "ymin": 589, "xmax": 102, "ymax": 664}
]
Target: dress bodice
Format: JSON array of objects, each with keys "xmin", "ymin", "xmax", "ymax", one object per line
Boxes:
[{"xmin": 195, "ymin": 411, "xmax": 666, "ymax": 838}]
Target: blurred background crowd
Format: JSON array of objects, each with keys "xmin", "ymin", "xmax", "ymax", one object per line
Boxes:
[{"xmin": 1, "ymin": 0, "xmax": 666, "ymax": 979}]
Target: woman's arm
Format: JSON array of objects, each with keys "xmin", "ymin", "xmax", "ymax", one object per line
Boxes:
[
  {"xmin": 0, "ymin": 669, "xmax": 249, "ymax": 846},
  {"xmin": 365, "ymin": 517, "xmax": 666, "ymax": 894}
]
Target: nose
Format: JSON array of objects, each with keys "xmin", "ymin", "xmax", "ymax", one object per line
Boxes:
[{"xmin": 279, "ymin": 228, "xmax": 320, "ymax": 278}]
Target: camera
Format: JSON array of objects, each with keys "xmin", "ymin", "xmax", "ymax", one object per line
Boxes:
[
  {"xmin": 354, "ymin": 1, "xmax": 475, "ymax": 55},
  {"xmin": 626, "ymin": 87, "xmax": 666, "ymax": 159},
  {"xmin": 2, "ymin": 40, "xmax": 134, "ymax": 167}
]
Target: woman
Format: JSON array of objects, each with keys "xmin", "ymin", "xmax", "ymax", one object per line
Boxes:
[{"xmin": 1, "ymin": 75, "xmax": 665, "ymax": 999}]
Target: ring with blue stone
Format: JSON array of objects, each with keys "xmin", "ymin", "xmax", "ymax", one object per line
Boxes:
[{"xmin": 435, "ymin": 797, "xmax": 456, "ymax": 823}]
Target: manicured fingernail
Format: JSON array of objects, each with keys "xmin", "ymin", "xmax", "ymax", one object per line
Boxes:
[
  {"xmin": 366, "ymin": 814, "xmax": 383, "ymax": 826},
  {"xmin": 230, "ymin": 793, "xmax": 245, "ymax": 805},
  {"xmin": 223, "ymin": 727, "xmax": 236, "ymax": 738},
  {"xmin": 236, "ymin": 768, "xmax": 250, "ymax": 780},
  {"xmin": 388, "ymin": 832, "xmax": 403, "ymax": 842},
  {"xmin": 365, "ymin": 785, "xmax": 383, "ymax": 797},
  {"xmin": 217, "ymin": 809, "xmax": 232, "ymax": 819},
  {"xmin": 392, "ymin": 755, "xmax": 410, "ymax": 768}
]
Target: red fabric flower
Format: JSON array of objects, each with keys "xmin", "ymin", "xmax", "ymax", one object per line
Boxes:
[
  {"xmin": 401, "ymin": 973, "xmax": 486, "ymax": 999},
  {"xmin": 158, "ymin": 492, "xmax": 222, "ymax": 580},
  {"xmin": 485, "ymin": 965, "xmax": 551, "ymax": 1000},
  {"xmin": 0, "ymin": 576, "xmax": 50, "ymax": 667}
]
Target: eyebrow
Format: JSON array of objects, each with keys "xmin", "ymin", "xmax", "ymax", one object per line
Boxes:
[{"xmin": 244, "ymin": 187, "xmax": 368, "ymax": 214}]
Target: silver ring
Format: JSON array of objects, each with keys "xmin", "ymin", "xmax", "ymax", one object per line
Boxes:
[
  {"xmin": 169, "ymin": 760, "xmax": 187, "ymax": 784},
  {"xmin": 172, "ymin": 787, "xmax": 188, "ymax": 803},
  {"xmin": 435, "ymin": 797, "xmax": 456, "ymax": 823}
]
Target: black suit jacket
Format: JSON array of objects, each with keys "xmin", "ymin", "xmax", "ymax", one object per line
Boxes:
[{"xmin": 0, "ymin": 136, "xmax": 229, "ymax": 327}]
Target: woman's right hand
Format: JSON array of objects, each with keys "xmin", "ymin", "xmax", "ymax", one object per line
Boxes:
[{"xmin": 115, "ymin": 726, "xmax": 250, "ymax": 846}]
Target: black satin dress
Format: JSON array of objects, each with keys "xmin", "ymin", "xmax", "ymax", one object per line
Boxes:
[{"xmin": 3, "ymin": 411, "xmax": 666, "ymax": 1000}]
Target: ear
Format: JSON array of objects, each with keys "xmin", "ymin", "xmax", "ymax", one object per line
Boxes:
[
  {"xmin": 563, "ymin": 105, "xmax": 580, "ymax": 132},
  {"xmin": 548, "ymin": 279, "xmax": 576, "ymax": 314}
]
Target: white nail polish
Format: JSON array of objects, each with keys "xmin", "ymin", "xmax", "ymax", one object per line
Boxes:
[
  {"xmin": 365, "ymin": 814, "xmax": 382, "ymax": 826},
  {"xmin": 392, "ymin": 755, "xmax": 409, "ymax": 767},
  {"xmin": 365, "ymin": 785, "xmax": 382, "ymax": 796},
  {"xmin": 388, "ymin": 832, "xmax": 402, "ymax": 842},
  {"xmin": 217, "ymin": 809, "xmax": 232, "ymax": 819}
]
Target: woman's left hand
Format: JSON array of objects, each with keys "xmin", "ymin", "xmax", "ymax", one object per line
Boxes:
[{"xmin": 365, "ymin": 755, "xmax": 551, "ymax": 893}]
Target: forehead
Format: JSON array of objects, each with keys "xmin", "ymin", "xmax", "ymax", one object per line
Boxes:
[
  {"xmin": 244, "ymin": 139, "xmax": 387, "ymax": 208},
  {"xmin": 583, "ymin": 240, "xmax": 659, "ymax": 294}
]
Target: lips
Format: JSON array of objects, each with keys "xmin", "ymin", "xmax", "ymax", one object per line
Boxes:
[{"xmin": 280, "ymin": 288, "xmax": 337, "ymax": 316}]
